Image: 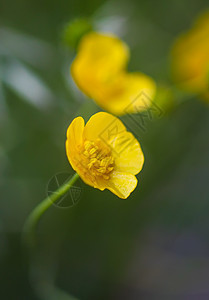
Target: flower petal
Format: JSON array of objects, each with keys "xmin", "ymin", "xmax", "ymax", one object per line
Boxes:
[
  {"xmin": 109, "ymin": 131, "xmax": 144, "ymax": 175},
  {"xmin": 66, "ymin": 116, "xmax": 85, "ymax": 170},
  {"xmin": 107, "ymin": 171, "xmax": 138, "ymax": 199},
  {"xmin": 83, "ymin": 111, "xmax": 126, "ymax": 143},
  {"xmin": 71, "ymin": 32, "xmax": 129, "ymax": 100},
  {"xmin": 97, "ymin": 72, "xmax": 156, "ymax": 115},
  {"xmin": 66, "ymin": 116, "xmax": 84, "ymax": 147},
  {"xmin": 77, "ymin": 32, "xmax": 129, "ymax": 73},
  {"xmin": 171, "ymin": 11, "xmax": 209, "ymax": 94}
]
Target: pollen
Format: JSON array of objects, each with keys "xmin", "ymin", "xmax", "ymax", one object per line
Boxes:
[{"xmin": 79, "ymin": 140, "xmax": 114, "ymax": 180}]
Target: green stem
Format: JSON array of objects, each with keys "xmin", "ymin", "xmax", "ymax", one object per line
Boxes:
[{"xmin": 22, "ymin": 173, "xmax": 79, "ymax": 248}]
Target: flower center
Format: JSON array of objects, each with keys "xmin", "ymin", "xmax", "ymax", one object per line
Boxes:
[{"xmin": 81, "ymin": 140, "xmax": 114, "ymax": 180}]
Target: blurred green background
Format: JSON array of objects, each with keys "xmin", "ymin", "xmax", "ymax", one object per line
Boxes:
[{"xmin": 1, "ymin": 0, "xmax": 209, "ymax": 299}]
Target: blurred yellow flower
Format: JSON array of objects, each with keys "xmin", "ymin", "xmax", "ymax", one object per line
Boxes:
[
  {"xmin": 66, "ymin": 112, "xmax": 144, "ymax": 199},
  {"xmin": 71, "ymin": 32, "xmax": 156, "ymax": 115},
  {"xmin": 171, "ymin": 11, "xmax": 209, "ymax": 101}
]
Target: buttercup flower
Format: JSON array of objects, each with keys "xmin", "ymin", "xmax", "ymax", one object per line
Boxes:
[
  {"xmin": 171, "ymin": 11, "xmax": 209, "ymax": 101},
  {"xmin": 71, "ymin": 32, "xmax": 156, "ymax": 115},
  {"xmin": 66, "ymin": 112, "xmax": 144, "ymax": 199}
]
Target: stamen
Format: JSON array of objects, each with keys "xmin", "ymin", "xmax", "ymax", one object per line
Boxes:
[{"xmin": 79, "ymin": 139, "xmax": 114, "ymax": 181}]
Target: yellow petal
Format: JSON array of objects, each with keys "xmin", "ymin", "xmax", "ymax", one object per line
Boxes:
[
  {"xmin": 83, "ymin": 111, "xmax": 126, "ymax": 143},
  {"xmin": 171, "ymin": 11, "xmax": 209, "ymax": 94},
  {"xmin": 71, "ymin": 32, "xmax": 129, "ymax": 100},
  {"xmin": 78, "ymin": 32, "xmax": 129, "ymax": 73},
  {"xmin": 172, "ymin": 33, "xmax": 209, "ymax": 92},
  {"xmin": 109, "ymin": 131, "xmax": 144, "ymax": 175},
  {"xmin": 77, "ymin": 32, "xmax": 129, "ymax": 74},
  {"xmin": 107, "ymin": 171, "xmax": 138, "ymax": 199},
  {"xmin": 66, "ymin": 116, "xmax": 84, "ymax": 146},
  {"xmin": 66, "ymin": 116, "xmax": 84, "ymax": 170},
  {"xmin": 96, "ymin": 72, "xmax": 156, "ymax": 115}
]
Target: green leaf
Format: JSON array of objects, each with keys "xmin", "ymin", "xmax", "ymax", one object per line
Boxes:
[{"xmin": 62, "ymin": 18, "xmax": 93, "ymax": 50}]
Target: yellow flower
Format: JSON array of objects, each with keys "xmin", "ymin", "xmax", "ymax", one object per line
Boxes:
[
  {"xmin": 171, "ymin": 11, "xmax": 209, "ymax": 101},
  {"xmin": 66, "ymin": 112, "xmax": 144, "ymax": 199},
  {"xmin": 71, "ymin": 32, "xmax": 156, "ymax": 115}
]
